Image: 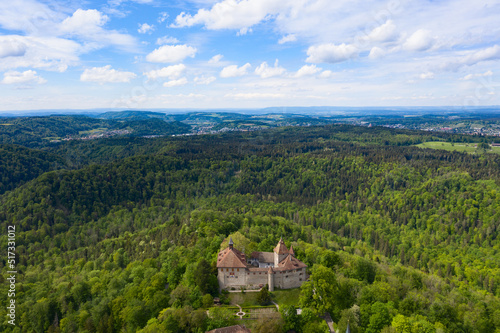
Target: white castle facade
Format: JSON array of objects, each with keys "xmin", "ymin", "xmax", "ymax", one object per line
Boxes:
[{"xmin": 216, "ymin": 238, "xmax": 307, "ymax": 291}]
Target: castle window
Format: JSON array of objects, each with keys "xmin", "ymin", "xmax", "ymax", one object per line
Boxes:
[
  {"xmin": 253, "ymin": 273, "xmax": 255, "ymax": 275},
  {"xmin": 286, "ymin": 275, "xmax": 288, "ymax": 278},
  {"xmin": 232, "ymin": 268, "xmax": 234, "ymax": 272},
  {"xmin": 237, "ymin": 268, "xmax": 239, "ymax": 272},
  {"xmin": 299, "ymin": 278, "xmax": 302, "ymax": 281},
  {"xmin": 226, "ymin": 269, "xmax": 229, "ymax": 272}
]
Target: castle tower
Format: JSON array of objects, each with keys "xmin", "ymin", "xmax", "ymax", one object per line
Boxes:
[
  {"xmin": 273, "ymin": 237, "xmax": 289, "ymax": 266},
  {"xmin": 229, "ymin": 237, "xmax": 233, "ymax": 250},
  {"xmin": 268, "ymin": 266, "xmax": 274, "ymax": 292}
]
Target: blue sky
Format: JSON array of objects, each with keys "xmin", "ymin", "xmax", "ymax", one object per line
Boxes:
[{"xmin": 0, "ymin": 0, "xmax": 500, "ymax": 111}]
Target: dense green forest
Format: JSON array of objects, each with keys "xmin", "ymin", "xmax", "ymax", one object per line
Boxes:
[
  {"xmin": 1, "ymin": 122, "xmax": 500, "ymax": 332},
  {"xmin": 0, "ymin": 116, "xmax": 190, "ymax": 147}
]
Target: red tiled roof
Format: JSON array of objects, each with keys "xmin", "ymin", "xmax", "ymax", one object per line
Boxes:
[
  {"xmin": 250, "ymin": 251, "xmax": 274, "ymax": 263},
  {"xmin": 289, "ymin": 245, "xmax": 295, "ymax": 256},
  {"xmin": 277, "ymin": 254, "xmax": 307, "ymax": 270},
  {"xmin": 217, "ymin": 247, "xmax": 247, "ymax": 268},
  {"xmin": 273, "ymin": 238, "xmax": 288, "ymax": 255}
]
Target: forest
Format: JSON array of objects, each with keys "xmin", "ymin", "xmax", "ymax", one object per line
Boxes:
[{"xmin": 0, "ymin": 121, "xmax": 499, "ymax": 332}]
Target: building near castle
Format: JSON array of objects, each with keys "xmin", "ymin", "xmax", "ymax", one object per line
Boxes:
[{"xmin": 217, "ymin": 238, "xmax": 307, "ymax": 291}]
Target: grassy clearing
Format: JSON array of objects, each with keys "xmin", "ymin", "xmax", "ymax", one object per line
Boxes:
[
  {"xmin": 228, "ymin": 292, "xmax": 260, "ymax": 307},
  {"xmin": 272, "ymin": 288, "xmax": 302, "ymax": 307},
  {"xmin": 416, "ymin": 141, "xmax": 500, "ymax": 155}
]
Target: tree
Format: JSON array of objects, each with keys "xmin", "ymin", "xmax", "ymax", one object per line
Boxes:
[
  {"xmin": 254, "ymin": 312, "xmax": 284, "ymax": 333},
  {"xmin": 299, "ymin": 264, "xmax": 338, "ymax": 316},
  {"xmin": 207, "ymin": 307, "xmax": 236, "ymax": 330},
  {"xmin": 257, "ymin": 286, "xmax": 272, "ymax": 306},
  {"xmin": 280, "ymin": 305, "xmax": 301, "ymax": 332}
]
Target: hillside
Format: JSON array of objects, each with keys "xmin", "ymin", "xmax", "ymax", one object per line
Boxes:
[{"xmin": 0, "ymin": 124, "xmax": 499, "ymax": 332}]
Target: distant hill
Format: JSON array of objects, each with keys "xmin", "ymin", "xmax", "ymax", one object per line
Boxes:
[{"xmin": 97, "ymin": 110, "xmax": 174, "ymax": 121}]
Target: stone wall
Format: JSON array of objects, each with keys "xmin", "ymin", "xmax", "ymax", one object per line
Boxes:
[{"xmin": 218, "ymin": 267, "xmax": 307, "ymax": 290}]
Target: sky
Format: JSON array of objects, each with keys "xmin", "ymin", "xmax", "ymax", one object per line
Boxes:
[{"xmin": 0, "ymin": 0, "xmax": 500, "ymax": 111}]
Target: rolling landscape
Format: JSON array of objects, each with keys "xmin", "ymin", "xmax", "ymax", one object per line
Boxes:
[
  {"xmin": 1, "ymin": 110, "xmax": 500, "ymax": 332},
  {"xmin": 2, "ymin": 0, "xmax": 500, "ymax": 332}
]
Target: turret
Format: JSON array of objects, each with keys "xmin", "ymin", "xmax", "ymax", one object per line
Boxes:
[
  {"xmin": 273, "ymin": 237, "xmax": 289, "ymax": 266},
  {"xmin": 229, "ymin": 237, "xmax": 233, "ymax": 250},
  {"xmin": 268, "ymin": 266, "xmax": 274, "ymax": 292}
]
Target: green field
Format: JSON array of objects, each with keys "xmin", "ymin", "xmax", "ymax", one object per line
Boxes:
[
  {"xmin": 227, "ymin": 288, "xmax": 301, "ymax": 308},
  {"xmin": 416, "ymin": 141, "xmax": 500, "ymax": 154}
]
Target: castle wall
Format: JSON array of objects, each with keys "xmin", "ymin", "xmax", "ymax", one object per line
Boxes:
[
  {"xmin": 272, "ymin": 268, "xmax": 307, "ymax": 289},
  {"xmin": 218, "ymin": 268, "xmax": 247, "ymax": 289},
  {"xmin": 218, "ymin": 267, "xmax": 307, "ymax": 290}
]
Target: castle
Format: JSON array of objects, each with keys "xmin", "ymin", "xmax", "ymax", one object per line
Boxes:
[{"xmin": 217, "ymin": 238, "xmax": 307, "ymax": 291}]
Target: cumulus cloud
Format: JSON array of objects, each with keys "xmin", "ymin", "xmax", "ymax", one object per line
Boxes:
[
  {"xmin": 225, "ymin": 92, "xmax": 286, "ymax": 99},
  {"xmin": 318, "ymin": 70, "xmax": 334, "ymax": 78},
  {"xmin": 138, "ymin": 23, "xmax": 154, "ymax": 34},
  {"xmin": 0, "ymin": 40, "xmax": 27, "ymax": 58},
  {"xmin": 209, "ymin": 54, "xmax": 224, "ymax": 64},
  {"xmin": 294, "ymin": 64, "xmax": 321, "ymax": 78},
  {"xmin": 278, "ymin": 34, "xmax": 297, "ymax": 44},
  {"xmin": 220, "ymin": 63, "xmax": 251, "ymax": 77},
  {"xmin": 255, "ymin": 60, "xmax": 286, "ymax": 78},
  {"xmin": 403, "ymin": 29, "xmax": 435, "ymax": 51},
  {"xmin": 419, "ymin": 72, "xmax": 434, "ymax": 80},
  {"xmin": 461, "ymin": 70, "xmax": 493, "ymax": 80},
  {"xmin": 1, "ymin": 70, "xmax": 46, "ymax": 84},
  {"xmin": 80, "ymin": 65, "xmax": 136, "ymax": 83},
  {"xmin": 463, "ymin": 45, "xmax": 500, "ymax": 66},
  {"xmin": 158, "ymin": 12, "xmax": 169, "ymax": 23},
  {"xmin": 172, "ymin": 0, "xmax": 283, "ymax": 30},
  {"xmin": 306, "ymin": 43, "xmax": 358, "ymax": 63},
  {"xmin": 60, "ymin": 9, "xmax": 136, "ymax": 51},
  {"xmin": 442, "ymin": 45, "xmax": 500, "ymax": 71},
  {"xmin": 368, "ymin": 46, "xmax": 385, "ymax": 60},
  {"xmin": 146, "ymin": 44, "xmax": 197, "ymax": 63},
  {"xmin": 163, "ymin": 77, "xmax": 188, "ymax": 87},
  {"xmin": 0, "ymin": 35, "xmax": 80, "ymax": 72},
  {"xmin": 156, "ymin": 36, "xmax": 180, "ymax": 45},
  {"xmin": 143, "ymin": 64, "xmax": 186, "ymax": 80},
  {"xmin": 367, "ymin": 20, "xmax": 397, "ymax": 43},
  {"xmin": 194, "ymin": 75, "xmax": 216, "ymax": 84}
]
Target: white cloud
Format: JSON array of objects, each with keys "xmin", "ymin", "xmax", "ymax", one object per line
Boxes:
[
  {"xmin": 80, "ymin": 65, "xmax": 136, "ymax": 83},
  {"xmin": 294, "ymin": 64, "xmax": 321, "ymax": 78},
  {"xmin": 172, "ymin": 0, "xmax": 283, "ymax": 30},
  {"xmin": 138, "ymin": 23, "xmax": 154, "ymax": 34},
  {"xmin": 60, "ymin": 9, "xmax": 136, "ymax": 51},
  {"xmin": 255, "ymin": 60, "xmax": 286, "ymax": 78},
  {"xmin": 306, "ymin": 43, "xmax": 358, "ymax": 63},
  {"xmin": 194, "ymin": 75, "xmax": 216, "ymax": 84},
  {"xmin": 143, "ymin": 64, "xmax": 186, "ymax": 80},
  {"xmin": 442, "ymin": 45, "xmax": 500, "ymax": 71},
  {"xmin": 158, "ymin": 12, "xmax": 169, "ymax": 24},
  {"xmin": 220, "ymin": 63, "xmax": 251, "ymax": 77},
  {"xmin": 0, "ymin": 40, "xmax": 27, "ymax": 58},
  {"xmin": 368, "ymin": 46, "xmax": 385, "ymax": 60},
  {"xmin": 462, "ymin": 70, "xmax": 493, "ymax": 80},
  {"xmin": 318, "ymin": 70, "xmax": 334, "ymax": 78},
  {"xmin": 419, "ymin": 72, "xmax": 434, "ymax": 80},
  {"xmin": 1, "ymin": 70, "xmax": 46, "ymax": 84},
  {"xmin": 209, "ymin": 54, "xmax": 224, "ymax": 64},
  {"xmin": 0, "ymin": 35, "xmax": 79, "ymax": 72},
  {"xmin": 225, "ymin": 92, "xmax": 286, "ymax": 99},
  {"xmin": 367, "ymin": 20, "xmax": 397, "ymax": 43},
  {"xmin": 163, "ymin": 77, "xmax": 188, "ymax": 87},
  {"xmin": 278, "ymin": 34, "xmax": 297, "ymax": 44},
  {"xmin": 156, "ymin": 36, "xmax": 180, "ymax": 45},
  {"xmin": 146, "ymin": 44, "xmax": 197, "ymax": 63},
  {"xmin": 463, "ymin": 45, "xmax": 500, "ymax": 66},
  {"xmin": 403, "ymin": 29, "xmax": 435, "ymax": 52}
]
